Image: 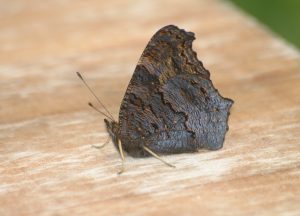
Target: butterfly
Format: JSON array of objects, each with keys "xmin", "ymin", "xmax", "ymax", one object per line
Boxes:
[{"xmin": 77, "ymin": 25, "xmax": 233, "ymax": 174}]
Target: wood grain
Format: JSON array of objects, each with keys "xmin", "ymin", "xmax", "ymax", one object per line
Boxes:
[{"xmin": 0, "ymin": 0, "xmax": 299, "ymax": 215}]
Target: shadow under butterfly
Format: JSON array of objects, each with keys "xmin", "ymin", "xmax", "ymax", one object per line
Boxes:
[{"xmin": 77, "ymin": 25, "xmax": 233, "ymax": 174}]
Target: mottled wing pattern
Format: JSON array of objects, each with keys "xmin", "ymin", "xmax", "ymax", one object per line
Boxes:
[{"xmin": 118, "ymin": 25, "xmax": 233, "ymax": 157}]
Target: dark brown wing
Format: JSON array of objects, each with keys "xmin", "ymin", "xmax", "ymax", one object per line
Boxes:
[{"xmin": 118, "ymin": 25, "xmax": 233, "ymax": 157}]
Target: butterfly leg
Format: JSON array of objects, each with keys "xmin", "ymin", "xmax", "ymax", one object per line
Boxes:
[
  {"xmin": 91, "ymin": 136, "xmax": 110, "ymax": 149},
  {"xmin": 143, "ymin": 146, "xmax": 176, "ymax": 168},
  {"xmin": 117, "ymin": 139, "xmax": 126, "ymax": 175}
]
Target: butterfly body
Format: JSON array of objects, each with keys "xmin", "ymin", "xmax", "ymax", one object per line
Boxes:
[{"xmin": 104, "ymin": 25, "xmax": 233, "ymax": 158}]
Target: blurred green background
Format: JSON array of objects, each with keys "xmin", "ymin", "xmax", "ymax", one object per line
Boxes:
[{"xmin": 229, "ymin": 0, "xmax": 300, "ymax": 50}]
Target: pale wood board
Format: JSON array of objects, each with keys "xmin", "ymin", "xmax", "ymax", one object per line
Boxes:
[{"xmin": 0, "ymin": 0, "xmax": 300, "ymax": 215}]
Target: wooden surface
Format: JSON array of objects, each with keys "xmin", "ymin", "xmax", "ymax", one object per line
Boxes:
[{"xmin": 1, "ymin": 0, "xmax": 300, "ymax": 215}]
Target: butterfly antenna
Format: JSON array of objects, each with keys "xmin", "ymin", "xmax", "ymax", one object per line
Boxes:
[
  {"xmin": 76, "ymin": 72, "xmax": 115, "ymax": 121},
  {"xmin": 143, "ymin": 146, "xmax": 176, "ymax": 168},
  {"xmin": 88, "ymin": 102, "xmax": 114, "ymax": 121}
]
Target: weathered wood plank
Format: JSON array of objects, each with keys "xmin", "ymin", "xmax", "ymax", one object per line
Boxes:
[{"xmin": 0, "ymin": 0, "xmax": 299, "ymax": 215}]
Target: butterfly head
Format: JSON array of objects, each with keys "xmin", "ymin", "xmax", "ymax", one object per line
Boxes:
[{"xmin": 104, "ymin": 118, "xmax": 119, "ymax": 142}]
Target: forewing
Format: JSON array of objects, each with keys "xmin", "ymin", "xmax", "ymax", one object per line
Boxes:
[{"xmin": 118, "ymin": 25, "xmax": 233, "ymax": 155}]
